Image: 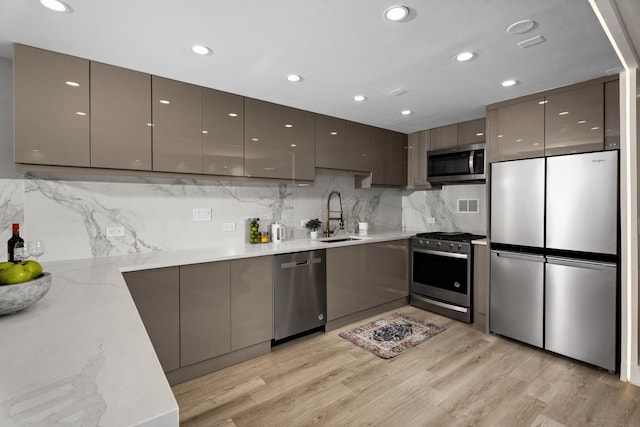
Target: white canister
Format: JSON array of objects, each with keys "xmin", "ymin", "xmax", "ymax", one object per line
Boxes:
[
  {"xmin": 358, "ymin": 222, "xmax": 369, "ymax": 235},
  {"xmin": 271, "ymin": 222, "xmax": 285, "ymax": 242}
]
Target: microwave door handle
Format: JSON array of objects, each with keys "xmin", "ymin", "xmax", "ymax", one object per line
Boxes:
[{"xmin": 468, "ymin": 150, "xmax": 475, "ymax": 173}]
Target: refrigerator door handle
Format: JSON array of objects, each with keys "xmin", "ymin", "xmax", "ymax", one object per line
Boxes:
[
  {"xmin": 546, "ymin": 256, "xmax": 616, "ymax": 270},
  {"xmin": 492, "ymin": 251, "xmax": 545, "ymax": 263}
]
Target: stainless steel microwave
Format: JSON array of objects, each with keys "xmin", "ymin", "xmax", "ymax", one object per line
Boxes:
[{"xmin": 427, "ymin": 143, "xmax": 486, "ymax": 183}]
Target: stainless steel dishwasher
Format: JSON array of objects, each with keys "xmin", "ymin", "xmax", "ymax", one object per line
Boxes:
[{"xmin": 274, "ymin": 250, "xmax": 327, "ymax": 341}]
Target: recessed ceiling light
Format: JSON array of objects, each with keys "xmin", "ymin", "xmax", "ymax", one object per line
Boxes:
[
  {"xmin": 330, "ymin": 131, "xmax": 338, "ymax": 135},
  {"xmin": 290, "ymin": 144, "xmax": 297, "ymax": 147},
  {"xmin": 401, "ymin": 110, "xmax": 413, "ymax": 116},
  {"xmin": 202, "ymin": 130, "xmax": 209, "ymax": 134},
  {"xmin": 353, "ymin": 95, "xmax": 367, "ymax": 102},
  {"xmin": 285, "ymin": 124, "xmax": 293, "ymax": 128},
  {"xmin": 159, "ymin": 99, "xmax": 170, "ymax": 104},
  {"xmin": 538, "ymin": 100, "xmax": 548, "ymax": 104},
  {"xmin": 507, "ymin": 19, "xmax": 538, "ymax": 35},
  {"xmin": 76, "ymin": 111, "xmax": 86, "ymax": 116},
  {"xmin": 591, "ymin": 126, "xmax": 600, "ymax": 130},
  {"xmin": 40, "ymin": 0, "xmax": 72, "ymax": 13},
  {"xmin": 191, "ymin": 44, "xmax": 212, "ymax": 55},
  {"xmin": 455, "ymin": 52, "xmax": 476, "ymax": 62},
  {"xmin": 384, "ymin": 5, "xmax": 410, "ymax": 22},
  {"xmin": 577, "ymin": 120, "xmax": 587, "ymax": 124},
  {"xmin": 228, "ymin": 113, "xmax": 238, "ymax": 117},
  {"xmin": 65, "ymin": 81, "xmax": 79, "ymax": 87},
  {"xmin": 558, "ymin": 111, "xmax": 569, "ymax": 115},
  {"xmin": 476, "ymin": 132, "xmax": 484, "ymax": 136},
  {"xmin": 500, "ymin": 79, "xmax": 518, "ymax": 87},
  {"xmin": 285, "ymin": 74, "xmax": 303, "ymax": 83}
]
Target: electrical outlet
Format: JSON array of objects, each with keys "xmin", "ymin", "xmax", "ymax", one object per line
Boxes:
[
  {"xmin": 193, "ymin": 208, "xmax": 212, "ymax": 222},
  {"xmin": 427, "ymin": 217, "xmax": 436, "ymax": 224},
  {"xmin": 106, "ymin": 226, "xmax": 125, "ymax": 237},
  {"xmin": 301, "ymin": 218, "xmax": 309, "ymax": 227},
  {"xmin": 223, "ymin": 222, "xmax": 236, "ymax": 231}
]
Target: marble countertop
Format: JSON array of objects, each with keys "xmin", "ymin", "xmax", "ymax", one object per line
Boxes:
[{"xmin": 0, "ymin": 230, "xmax": 417, "ymax": 426}]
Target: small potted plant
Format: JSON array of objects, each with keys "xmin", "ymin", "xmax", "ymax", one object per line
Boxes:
[{"xmin": 304, "ymin": 218, "xmax": 322, "ymax": 239}]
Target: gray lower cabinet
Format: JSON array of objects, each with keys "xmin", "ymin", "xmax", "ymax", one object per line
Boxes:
[
  {"xmin": 473, "ymin": 244, "xmax": 488, "ymax": 330},
  {"xmin": 358, "ymin": 240, "xmax": 409, "ymax": 310},
  {"xmin": 124, "ymin": 256, "xmax": 273, "ymax": 376},
  {"xmin": 230, "ymin": 257, "xmax": 274, "ymax": 351},
  {"xmin": 326, "ymin": 246, "xmax": 359, "ymax": 321},
  {"xmin": 327, "ymin": 240, "xmax": 409, "ymax": 320},
  {"xmin": 123, "ymin": 267, "xmax": 180, "ymax": 372},
  {"xmin": 179, "ymin": 262, "xmax": 231, "ymax": 367}
]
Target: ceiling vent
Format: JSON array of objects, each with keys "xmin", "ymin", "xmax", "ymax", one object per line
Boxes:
[{"xmin": 517, "ymin": 35, "xmax": 546, "ymax": 49}]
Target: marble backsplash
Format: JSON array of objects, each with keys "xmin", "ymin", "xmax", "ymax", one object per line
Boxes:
[{"xmin": 0, "ymin": 56, "xmax": 485, "ymax": 262}]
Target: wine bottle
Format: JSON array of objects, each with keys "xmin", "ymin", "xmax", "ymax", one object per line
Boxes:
[{"xmin": 7, "ymin": 223, "xmax": 25, "ymax": 263}]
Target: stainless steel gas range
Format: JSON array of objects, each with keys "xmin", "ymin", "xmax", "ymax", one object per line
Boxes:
[{"xmin": 410, "ymin": 232, "xmax": 484, "ymax": 323}]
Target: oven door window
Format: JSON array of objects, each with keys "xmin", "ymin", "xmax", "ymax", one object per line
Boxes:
[{"xmin": 413, "ymin": 250, "xmax": 468, "ymax": 295}]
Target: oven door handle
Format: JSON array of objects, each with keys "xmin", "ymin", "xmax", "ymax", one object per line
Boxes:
[{"xmin": 412, "ymin": 248, "xmax": 468, "ymax": 259}]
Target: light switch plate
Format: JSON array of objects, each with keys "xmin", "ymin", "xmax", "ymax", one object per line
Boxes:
[
  {"xmin": 427, "ymin": 217, "xmax": 436, "ymax": 224},
  {"xmin": 223, "ymin": 222, "xmax": 236, "ymax": 231},
  {"xmin": 193, "ymin": 208, "xmax": 212, "ymax": 222}
]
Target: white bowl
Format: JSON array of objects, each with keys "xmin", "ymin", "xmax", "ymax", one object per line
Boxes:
[{"xmin": 0, "ymin": 272, "xmax": 52, "ymax": 316}]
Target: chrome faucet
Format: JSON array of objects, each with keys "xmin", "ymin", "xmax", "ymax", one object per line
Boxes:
[{"xmin": 325, "ymin": 191, "xmax": 344, "ymax": 237}]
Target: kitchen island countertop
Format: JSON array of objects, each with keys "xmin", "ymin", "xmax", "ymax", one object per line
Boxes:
[{"xmin": 0, "ymin": 230, "xmax": 417, "ymax": 426}]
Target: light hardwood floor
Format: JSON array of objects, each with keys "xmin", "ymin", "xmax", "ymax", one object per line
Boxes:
[{"xmin": 172, "ymin": 306, "xmax": 640, "ymax": 426}]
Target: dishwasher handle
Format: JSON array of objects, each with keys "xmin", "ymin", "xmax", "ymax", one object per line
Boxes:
[{"xmin": 280, "ymin": 257, "xmax": 322, "ymax": 269}]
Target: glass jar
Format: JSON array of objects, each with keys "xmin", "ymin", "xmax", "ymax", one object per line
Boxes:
[
  {"xmin": 248, "ymin": 218, "xmax": 260, "ymax": 244},
  {"xmin": 260, "ymin": 232, "xmax": 269, "ymax": 243}
]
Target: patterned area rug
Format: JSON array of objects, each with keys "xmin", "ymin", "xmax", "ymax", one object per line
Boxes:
[{"xmin": 339, "ymin": 312, "xmax": 446, "ymax": 359}]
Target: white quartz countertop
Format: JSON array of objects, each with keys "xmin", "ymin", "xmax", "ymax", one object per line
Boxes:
[{"xmin": 0, "ymin": 230, "xmax": 417, "ymax": 426}]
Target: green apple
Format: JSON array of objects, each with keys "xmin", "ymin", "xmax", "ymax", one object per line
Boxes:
[
  {"xmin": 0, "ymin": 263, "xmax": 32, "ymax": 285},
  {"xmin": 0, "ymin": 261, "xmax": 13, "ymax": 272},
  {"xmin": 20, "ymin": 260, "xmax": 43, "ymax": 279}
]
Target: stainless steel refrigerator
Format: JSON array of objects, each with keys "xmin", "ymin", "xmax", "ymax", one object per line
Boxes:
[{"xmin": 490, "ymin": 151, "xmax": 618, "ymax": 372}]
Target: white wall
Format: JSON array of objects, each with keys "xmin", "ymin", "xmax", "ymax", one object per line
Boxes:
[{"xmin": 0, "ymin": 57, "xmax": 486, "ymax": 262}]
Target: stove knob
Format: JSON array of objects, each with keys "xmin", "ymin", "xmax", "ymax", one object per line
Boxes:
[
  {"xmin": 449, "ymin": 243, "xmax": 454, "ymax": 248},
  {"xmin": 437, "ymin": 242, "xmax": 441, "ymax": 247},
  {"xmin": 458, "ymin": 244, "xmax": 462, "ymax": 249}
]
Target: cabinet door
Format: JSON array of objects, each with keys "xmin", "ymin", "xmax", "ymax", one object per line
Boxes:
[
  {"xmin": 604, "ymin": 80, "xmax": 620, "ymax": 150},
  {"xmin": 244, "ymin": 98, "xmax": 287, "ymax": 179},
  {"xmin": 152, "ymin": 76, "xmax": 203, "ymax": 173},
  {"xmin": 473, "ymin": 244, "xmax": 488, "ymax": 329},
  {"xmin": 179, "ymin": 262, "xmax": 231, "ymax": 367},
  {"xmin": 458, "ymin": 118, "xmax": 486, "ymax": 146},
  {"xmin": 370, "ymin": 129, "xmax": 406, "ymax": 186},
  {"xmin": 14, "ymin": 44, "xmax": 90, "ymax": 167},
  {"xmin": 315, "ymin": 114, "xmax": 346, "ymax": 170},
  {"xmin": 486, "ymin": 109, "xmax": 499, "ymax": 163},
  {"xmin": 495, "ymin": 98, "xmax": 545, "ymax": 161},
  {"xmin": 327, "ymin": 246, "xmax": 359, "ymax": 320},
  {"xmin": 123, "ymin": 267, "xmax": 180, "ymax": 372},
  {"xmin": 345, "ymin": 121, "xmax": 372, "ymax": 172},
  {"xmin": 230, "ymin": 256, "xmax": 273, "ymax": 351},
  {"xmin": 430, "ymin": 124, "xmax": 458, "ymax": 150},
  {"xmin": 202, "ymin": 88, "xmax": 244, "ymax": 176},
  {"xmin": 358, "ymin": 240, "xmax": 409, "ymax": 310},
  {"xmin": 282, "ymin": 106, "xmax": 315, "ymax": 181},
  {"xmin": 91, "ymin": 62, "xmax": 151, "ymax": 170},
  {"xmin": 545, "ymin": 83, "xmax": 604, "ymax": 156}
]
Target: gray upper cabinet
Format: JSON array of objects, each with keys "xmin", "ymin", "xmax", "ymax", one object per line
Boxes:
[
  {"xmin": 458, "ymin": 118, "xmax": 486, "ymax": 145},
  {"xmin": 430, "ymin": 124, "xmax": 458, "ymax": 150},
  {"xmin": 245, "ymin": 98, "xmax": 315, "ymax": 181},
  {"xmin": 604, "ymin": 80, "xmax": 620, "ymax": 150},
  {"xmin": 202, "ymin": 88, "xmax": 245, "ymax": 176},
  {"xmin": 406, "ymin": 130, "xmax": 433, "ymax": 188},
  {"xmin": 370, "ymin": 128, "xmax": 406, "ymax": 187},
  {"xmin": 345, "ymin": 121, "xmax": 372, "ymax": 172},
  {"xmin": 315, "ymin": 114, "xmax": 347, "ymax": 170},
  {"xmin": 90, "ymin": 62, "xmax": 152, "ymax": 170},
  {"xmin": 14, "ymin": 44, "xmax": 90, "ymax": 167},
  {"xmin": 123, "ymin": 267, "xmax": 180, "ymax": 373},
  {"xmin": 544, "ymin": 83, "xmax": 604, "ymax": 156},
  {"xmin": 179, "ymin": 262, "xmax": 231, "ymax": 367},
  {"xmin": 152, "ymin": 76, "xmax": 203, "ymax": 174},
  {"xmin": 494, "ymin": 98, "xmax": 545, "ymax": 161},
  {"xmin": 230, "ymin": 256, "xmax": 273, "ymax": 351}
]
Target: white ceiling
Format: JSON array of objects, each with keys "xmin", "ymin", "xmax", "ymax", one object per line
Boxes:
[{"xmin": 0, "ymin": 0, "xmax": 629, "ymax": 134}]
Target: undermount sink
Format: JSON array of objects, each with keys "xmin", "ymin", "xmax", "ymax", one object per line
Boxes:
[{"xmin": 319, "ymin": 237, "xmax": 362, "ymax": 243}]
